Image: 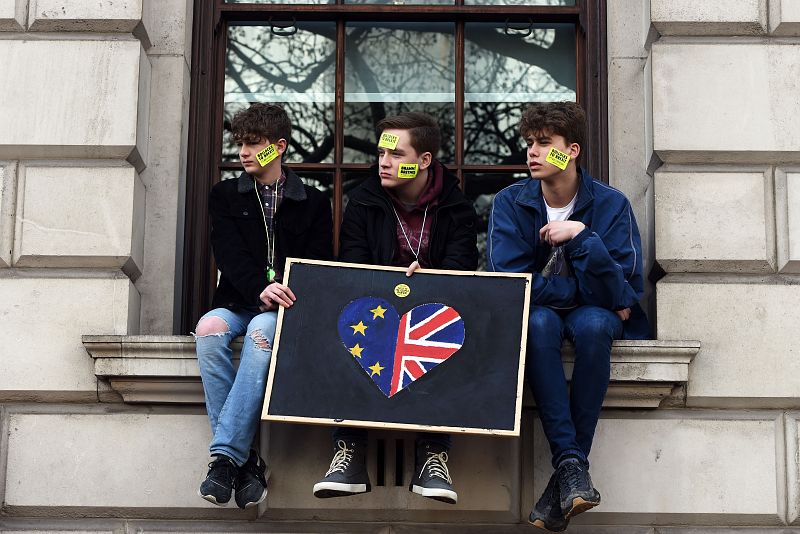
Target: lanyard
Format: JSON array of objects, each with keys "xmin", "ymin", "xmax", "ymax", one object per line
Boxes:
[
  {"xmin": 391, "ymin": 203, "xmax": 429, "ymax": 263},
  {"xmin": 255, "ymin": 179, "xmax": 278, "ymax": 282}
]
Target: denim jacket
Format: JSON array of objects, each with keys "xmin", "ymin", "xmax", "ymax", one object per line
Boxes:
[{"xmin": 488, "ymin": 168, "xmax": 649, "ymax": 339}]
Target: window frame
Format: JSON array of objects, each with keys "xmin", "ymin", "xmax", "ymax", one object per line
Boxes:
[{"xmin": 180, "ymin": 0, "xmax": 607, "ymax": 333}]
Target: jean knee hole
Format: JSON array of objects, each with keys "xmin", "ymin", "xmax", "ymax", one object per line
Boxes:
[{"xmin": 249, "ymin": 329, "xmax": 271, "ymax": 351}]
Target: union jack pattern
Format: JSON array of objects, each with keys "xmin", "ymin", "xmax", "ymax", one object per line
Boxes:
[{"xmin": 389, "ymin": 303, "xmax": 465, "ymax": 396}]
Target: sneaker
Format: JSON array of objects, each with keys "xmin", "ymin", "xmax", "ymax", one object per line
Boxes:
[
  {"xmin": 529, "ymin": 471, "xmax": 569, "ymax": 532},
  {"xmin": 234, "ymin": 449, "xmax": 270, "ymax": 509},
  {"xmin": 312, "ymin": 439, "xmax": 371, "ymax": 498},
  {"xmin": 409, "ymin": 442, "xmax": 457, "ymax": 504},
  {"xmin": 557, "ymin": 458, "xmax": 601, "ymax": 519},
  {"xmin": 198, "ymin": 454, "xmax": 238, "ymax": 506}
]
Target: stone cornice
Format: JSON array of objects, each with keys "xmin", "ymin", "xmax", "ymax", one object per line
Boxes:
[{"xmin": 83, "ymin": 336, "xmax": 700, "ymax": 408}]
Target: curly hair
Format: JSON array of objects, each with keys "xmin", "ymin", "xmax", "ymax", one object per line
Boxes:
[
  {"xmin": 231, "ymin": 103, "xmax": 292, "ymax": 145},
  {"xmin": 377, "ymin": 112, "xmax": 441, "ymax": 157},
  {"xmin": 519, "ymin": 102, "xmax": 586, "ymax": 159}
]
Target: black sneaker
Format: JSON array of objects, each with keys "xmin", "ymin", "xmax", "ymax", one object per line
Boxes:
[
  {"xmin": 409, "ymin": 442, "xmax": 457, "ymax": 504},
  {"xmin": 529, "ymin": 471, "xmax": 569, "ymax": 532},
  {"xmin": 312, "ymin": 439, "xmax": 371, "ymax": 498},
  {"xmin": 234, "ymin": 449, "xmax": 270, "ymax": 509},
  {"xmin": 557, "ymin": 458, "xmax": 601, "ymax": 519},
  {"xmin": 198, "ymin": 454, "xmax": 238, "ymax": 506}
]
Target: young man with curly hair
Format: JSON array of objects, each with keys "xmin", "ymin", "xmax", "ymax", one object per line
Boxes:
[
  {"xmin": 194, "ymin": 103, "xmax": 332, "ymax": 509},
  {"xmin": 489, "ymin": 102, "xmax": 649, "ymax": 531}
]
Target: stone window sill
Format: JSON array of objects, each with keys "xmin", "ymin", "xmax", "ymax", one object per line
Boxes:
[{"xmin": 83, "ymin": 336, "xmax": 699, "ymax": 408}]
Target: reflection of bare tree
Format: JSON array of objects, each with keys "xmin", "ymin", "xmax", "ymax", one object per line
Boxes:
[
  {"xmin": 223, "ymin": 21, "xmax": 574, "ymax": 165},
  {"xmin": 223, "ymin": 24, "xmax": 337, "ymax": 162}
]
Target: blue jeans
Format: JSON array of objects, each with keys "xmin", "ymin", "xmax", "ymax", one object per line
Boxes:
[
  {"xmin": 194, "ymin": 307, "xmax": 277, "ymax": 466},
  {"xmin": 528, "ymin": 305, "xmax": 622, "ymax": 468}
]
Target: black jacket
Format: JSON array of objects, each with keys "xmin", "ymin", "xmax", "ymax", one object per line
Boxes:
[
  {"xmin": 339, "ymin": 162, "xmax": 479, "ymax": 270},
  {"xmin": 209, "ymin": 167, "xmax": 333, "ymax": 309}
]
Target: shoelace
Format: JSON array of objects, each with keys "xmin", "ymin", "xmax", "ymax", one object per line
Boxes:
[
  {"xmin": 208, "ymin": 457, "xmax": 237, "ymax": 480},
  {"xmin": 421, "ymin": 451, "xmax": 452, "ymax": 484},
  {"xmin": 324, "ymin": 440, "xmax": 354, "ymax": 476},
  {"xmin": 559, "ymin": 461, "xmax": 584, "ymax": 489}
]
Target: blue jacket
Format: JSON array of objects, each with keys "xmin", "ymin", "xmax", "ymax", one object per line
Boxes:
[{"xmin": 488, "ymin": 168, "xmax": 649, "ymax": 339}]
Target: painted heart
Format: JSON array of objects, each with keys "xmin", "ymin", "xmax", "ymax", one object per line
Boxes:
[{"xmin": 337, "ymin": 297, "xmax": 465, "ymax": 398}]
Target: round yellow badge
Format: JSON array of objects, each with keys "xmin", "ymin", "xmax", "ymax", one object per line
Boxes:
[{"xmin": 394, "ymin": 283, "xmax": 411, "ymax": 298}]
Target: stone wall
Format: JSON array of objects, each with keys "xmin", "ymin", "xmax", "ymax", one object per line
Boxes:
[
  {"xmin": 648, "ymin": 0, "xmax": 800, "ymax": 528},
  {"xmin": 3, "ymin": 0, "xmax": 800, "ymax": 531},
  {"xmin": 0, "ymin": 0, "xmax": 191, "ymax": 400},
  {"xmin": 0, "ymin": 0, "xmax": 196, "ymax": 522}
]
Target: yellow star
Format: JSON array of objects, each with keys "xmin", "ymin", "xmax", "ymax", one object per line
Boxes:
[
  {"xmin": 369, "ymin": 362, "xmax": 384, "ymax": 376},
  {"xmin": 370, "ymin": 305, "xmax": 387, "ymax": 320},
  {"xmin": 350, "ymin": 344, "xmax": 364, "ymax": 358},
  {"xmin": 350, "ymin": 321, "xmax": 368, "ymax": 336}
]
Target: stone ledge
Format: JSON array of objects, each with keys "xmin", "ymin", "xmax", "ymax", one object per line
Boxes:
[{"xmin": 83, "ymin": 336, "xmax": 699, "ymax": 408}]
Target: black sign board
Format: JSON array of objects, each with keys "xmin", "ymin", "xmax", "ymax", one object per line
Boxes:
[{"xmin": 262, "ymin": 259, "xmax": 531, "ymax": 436}]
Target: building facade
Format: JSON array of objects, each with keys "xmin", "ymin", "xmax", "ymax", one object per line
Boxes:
[{"xmin": 2, "ymin": 0, "xmax": 800, "ymax": 532}]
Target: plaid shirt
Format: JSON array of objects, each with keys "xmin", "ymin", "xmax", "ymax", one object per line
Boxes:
[{"xmin": 256, "ymin": 171, "xmax": 286, "ymax": 231}]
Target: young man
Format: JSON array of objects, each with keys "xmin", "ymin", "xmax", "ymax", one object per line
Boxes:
[
  {"xmin": 312, "ymin": 112, "xmax": 478, "ymax": 504},
  {"xmin": 194, "ymin": 103, "xmax": 332, "ymax": 509},
  {"xmin": 488, "ymin": 102, "xmax": 648, "ymax": 531}
]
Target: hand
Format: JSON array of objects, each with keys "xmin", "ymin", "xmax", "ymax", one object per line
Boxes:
[
  {"xmin": 539, "ymin": 221, "xmax": 585, "ymax": 246},
  {"xmin": 260, "ymin": 282, "xmax": 296, "ymax": 309},
  {"xmin": 406, "ymin": 260, "xmax": 421, "ymax": 277},
  {"xmin": 616, "ymin": 308, "xmax": 631, "ymax": 321}
]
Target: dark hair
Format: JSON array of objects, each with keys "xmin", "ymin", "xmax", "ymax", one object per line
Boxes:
[
  {"xmin": 519, "ymin": 102, "xmax": 586, "ymax": 159},
  {"xmin": 231, "ymin": 103, "xmax": 292, "ymax": 145},
  {"xmin": 377, "ymin": 112, "xmax": 441, "ymax": 157}
]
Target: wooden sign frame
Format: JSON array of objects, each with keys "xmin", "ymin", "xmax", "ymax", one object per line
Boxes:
[{"xmin": 261, "ymin": 258, "xmax": 531, "ymax": 436}]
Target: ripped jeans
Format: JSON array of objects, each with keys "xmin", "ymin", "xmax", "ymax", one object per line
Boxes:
[{"xmin": 194, "ymin": 307, "xmax": 278, "ymax": 465}]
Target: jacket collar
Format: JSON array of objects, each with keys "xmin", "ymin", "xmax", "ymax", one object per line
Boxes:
[
  {"xmin": 236, "ymin": 166, "xmax": 307, "ymax": 202},
  {"xmin": 514, "ymin": 167, "xmax": 595, "ymax": 215},
  {"xmin": 361, "ymin": 161, "xmax": 460, "ymax": 209}
]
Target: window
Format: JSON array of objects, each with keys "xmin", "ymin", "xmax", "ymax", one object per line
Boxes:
[{"xmin": 181, "ymin": 0, "xmax": 606, "ymax": 333}]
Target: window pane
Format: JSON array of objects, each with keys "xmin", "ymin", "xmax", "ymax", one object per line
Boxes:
[
  {"xmin": 465, "ymin": 0, "xmax": 574, "ymax": 5},
  {"xmin": 344, "ymin": 22, "xmax": 455, "ymax": 164},
  {"xmin": 464, "ymin": 172, "xmax": 528, "ymax": 271},
  {"xmin": 226, "ymin": 0, "xmax": 333, "ymax": 3},
  {"xmin": 464, "ymin": 22, "xmax": 576, "ymax": 165},
  {"xmin": 346, "ymin": 0, "xmax": 452, "ymax": 4},
  {"xmin": 224, "ymin": 23, "xmax": 336, "ymax": 164}
]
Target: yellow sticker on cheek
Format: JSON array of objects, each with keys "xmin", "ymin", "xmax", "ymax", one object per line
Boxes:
[
  {"xmin": 256, "ymin": 144, "xmax": 279, "ymax": 167},
  {"xmin": 378, "ymin": 132, "xmax": 399, "ymax": 150},
  {"xmin": 398, "ymin": 163, "xmax": 419, "ymax": 179},
  {"xmin": 546, "ymin": 147, "xmax": 570, "ymax": 170}
]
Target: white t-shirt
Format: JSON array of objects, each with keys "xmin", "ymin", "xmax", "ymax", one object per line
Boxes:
[{"xmin": 544, "ymin": 192, "xmax": 578, "ymax": 222}]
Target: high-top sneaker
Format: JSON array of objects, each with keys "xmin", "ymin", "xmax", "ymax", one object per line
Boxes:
[
  {"xmin": 409, "ymin": 442, "xmax": 457, "ymax": 504},
  {"xmin": 312, "ymin": 439, "xmax": 371, "ymax": 498},
  {"xmin": 198, "ymin": 454, "xmax": 238, "ymax": 506},
  {"xmin": 557, "ymin": 458, "xmax": 601, "ymax": 519},
  {"xmin": 529, "ymin": 470, "xmax": 569, "ymax": 532},
  {"xmin": 234, "ymin": 449, "xmax": 270, "ymax": 509}
]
